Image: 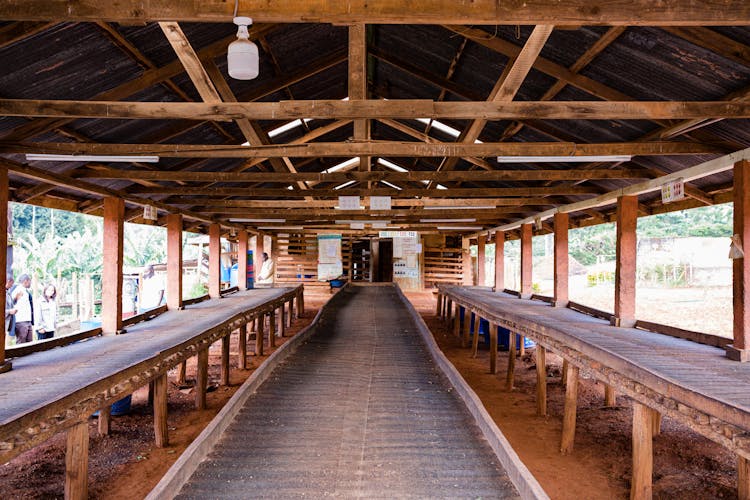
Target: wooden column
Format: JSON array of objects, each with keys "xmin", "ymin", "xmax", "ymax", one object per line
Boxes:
[
  {"xmin": 177, "ymin": 361, "xmax": 187, "ymax": 385},
  {"xmin": 220, "ymin": 334, "xmax": 230, "ymax": 385},
  {"xmin": 489, "ymin": 321, "xmax": 498, "ymax": 374},
  {"xmin": 453, "ymin": 306, "xmax": 462, "ymax": 338},
  {"xmin": 97, "ymin": 406, "xmax": 111, "ymax": 436},
  {"xmin": 462, "ymin": 308, "xmax": 471, "ymax": 348},
  {"xmin": 65, "ymin": 421, "xmax": 89, "ymax": 500},
  {"xmin": 730, "ymin": 160, "xmax": 750, "ymax": 361},
  {"xmin": 237, "ymin": 230, "xmax": 249, "ymax": 291},
  {"xmin": 553, "ymin": 212, "xmax": 569, "ymax": 307},
  {"xmin": 739, "ymin": 456, "xmax": 750, "ymax": 500},
  {"xmin": 536, "ymin": 345, "xmax": 547, "ymax": 416},
  {"xmin": 280, "ymin": 303, "xmax": 286, "ymax": 337},
  {"xmin": 102, "ymin": 197, "xmax": 124, "ymax": 335},
  {"xmin": 436, "ymin": 293, "xmax": 442, "ymax": 316},
  {"xmin": 0, "ymin": 166, "xmax": 8, "ymax": 372},
  {"xmin": 196, "ymin": 348, "xmax": 208, "ymax": 410},
  {"xmin": 562, "ymin": 359, "xmax": 569, "ymax": 386},
  {"xmin": 605, "ymin": 385, "xmax": 617, "ymax": 406},
  {"xmin": 614, "ymin": 195, "xmax": 638, "ymax": 327},
  {"xmin": 166, "ymin": 214, "xmax": 183, "ymax": 310},
  {"xmin": 446, "ymin": 299, "xmax": 452, "ymax": 326},
  {"xmin": 520, "ymin": 223, "xmax": 533, "ymax": 299},
  {"xmin": 269, "ymin": 308, "xmax": 276, "ymax": 348},
  {"xmin": 494, "ymin": 230, "xmax": 505, "ymax": 292},
  {"xmin": 238, "ymin": 325, "xmax": 248, "ymax": 369},
  {"xmin": 477, "ymin": 236, "xmax": 486, "ymax": 286},
  {"xmin": 208, "ymin": 223, "xmax": 221, "ymax": 298},
  {"xmin": 506, "ymin": 332, "xmax": 516, "ymax": 391},
  {"xmin": 631, "ymin": 402, "xmax": 655, "ymax": 500},
  {"xmin": 153, "ymin": 373, "xmax": 168, "ymax": 447},
  {"xmin": 462, "ymin": 237, "xmax": 472, "ymax": 286},
  {"xmin": 560, "ymin": 363, "xmax": 579, "ymax": 454},
  {"xmin": 287, "ymin": 298, "xmax": 294, "ymax": 328},
  {"xmin": 255, "ymin": 231, "xmax": 265, "ymax": 264},
  {"xmin": 471, "ymin": 314, "xmax": 481, "ymax": 357},
  {"xmin": 256, "ymin": 313, "xmax": 264, "ymax": 356},
  {"xmin": 298, "ymin": 289, "xmax": 305, "ymax": 317}
]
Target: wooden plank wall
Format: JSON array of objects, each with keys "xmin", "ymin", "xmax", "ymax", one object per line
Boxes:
[
  {"xmin": 276, "ymin": 233, "xmax": 352, "ymax": 289},
  {"xmin": 422, "ymin": 235, "xmax": 463, "ymax": 289}
]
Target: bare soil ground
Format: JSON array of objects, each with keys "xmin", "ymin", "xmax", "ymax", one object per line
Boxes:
[{"xmin": 0, "ymin": 288, "xmax": 739, "ymax": 499}]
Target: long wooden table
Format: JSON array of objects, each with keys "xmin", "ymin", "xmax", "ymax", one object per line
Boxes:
[
  {"xmin": 0, "ymin": 286, "xmax": 302, "ymax": 465},
  {"xmin": 437, "ymin": 285, "xmax": 750, "ymax": 499}
]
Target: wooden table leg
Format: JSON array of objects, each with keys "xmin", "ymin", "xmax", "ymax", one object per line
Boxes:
[
  {"xmin": 462, "ymin": 309, "xmax": 471, "ymax": 348},
  {"xmin": 238, "ymin": 325, "xmax": 248, "ymax": 370},
  {"xmin": 98, "ymin": 405, "xmax": 111, "ymax": 436},
  {"xmin": 652, "ymin": 411, "xmax": 662, "ymax": 437},
  {"xmin": 65, "ymin": 421, "xmax": 89, "ymax": 500},
  {"xmin": 436, "ymin": 293, "xmax": 442, "ymax": 317},
  {"xmin": 280, "ymin": 303, "xmax": 286, "ymax": 337},
  {"xmin": 738, "ymin": 455, "xmax": 750, "ymax": 500},
  {"xmin": 288, "ymin": 299, "xmax": 294, "ymax": 328},
  {"xmin": 506, "ymin": 332, "xmax": 516, "ymax": 391},
  {"xmin": 256, "ymin": 314, "xmax": 264, "ymax": 356},
  {"xmin": 471, "ymin": 314, "xmax": 481, "ymax": 358},
  {"xmin": 453, "ymin": 306, "xmax": 462, "ymax": 338},
  {"xmin": 536, "ymin": 345, "xmax": 547, "ymax": 417},
  {"xmin": 560, "ymin": 363, "xmax": 579, "ymax": 454},
  {"xmin": 446, "ymin": 299, "xmax": 452, "ymax": 326},
  {"xmin": 154, "ymin": 373, "xmax": 169, "ymax": 447},
  {"xmin": 269, "ymin": 309, "xmax": 276, "ymax": 348},
  {"xmin": 196, "ymin": 349, "xmax": 208, "ymax": 410},
  {"xmin": 489, "ymin": 322, "xmax": 498, "ymax": 374},
  {"xmin": 631, "ymin": 402, "xmax": 654, "ymax": 500},
  {"xmin": 177, "ymin": 360, "xmax": 187, "ymax": 385},
  {"xmin": 562, "ymin": 359, "xmax": 569, "ymax": 386},
  {"xmin": 605, "ymin": 384, "xmax": 617, "ymax": 407},
  {"xmin": 220, "ymin": 334, "xmax": 230, "ymax": 386}
]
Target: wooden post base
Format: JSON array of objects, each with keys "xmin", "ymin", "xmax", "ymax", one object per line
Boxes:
[
  {"xmin": 154, "ymin": 373, "xmax": 169, "ymax": 448},
  {"xmin": 605, "ymin": 384, "xmax": 617, "ymax": 407},
  {"xmin": 238, "ymin": 326, "xmax": 248, "ymax": 370},
  {"xmin": 489, "ymin": 322, "xmax": 498, "ymax": 374},
  {"xmin": 536, "ymin": 345, "xmax": 547, "ymax": 417},
  {"xmin": 256, "ymin": 314, "xmax": 264, "ymax": 356},
  {"xmin": 471, "ymin": 314, "xmax": 480, "ymax": 358},
  {"xmin": 97, "ymin": 405, "xmax": 111, "ymax": 436},
  {"xmin": 220, "ymin": 334, "xmax": 230, "ymax": 386},
  {"xmin": 65, "ymin": 421, "xmax": 89, "ymax": 500},
  {"xmin": 196, "ymin": 349, "xmax": 208, "ymax": 410},
  {"xmin": 561, "ymin": 359, "xmax": 568, "ymax": 386},
  {"xmin": 506, "ymin": 332, "xmax": 516, "ymax": 391},
  {"xmin": 631, "ymin": 402, "xmax": 655, "ymax": 500},
  {"xmin": 177, "ymin": 360, "xmax": 187, "ymax": 385},
  {"xmin": 726, "ymin": 345, "xmax": 750, "ymax": 362},
  {"xmin": 560, "ymin": 363, "xmax": 579, "ymax": 454}
]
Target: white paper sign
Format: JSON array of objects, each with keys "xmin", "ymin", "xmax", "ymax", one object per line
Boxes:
[
  {"xmin": 661, "ymin": 178, "xmax": 685, "ymax": 204},
  {"xmin": 143, "ymin": 205, "xmax": 158, "ymax": 220},
  {"xmin": 338, "ymin": 196, "xmax": 360, "ymax": 210},
  {"xmin": 370, "ymin": 196, "xmax": 392, "ymax": 211}
]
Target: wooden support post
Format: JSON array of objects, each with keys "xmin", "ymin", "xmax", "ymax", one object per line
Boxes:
[
  {"xmin": 288, "ymin": 298, "xmax": 294, "ymax": 328},
  {"xmin": 652, "ymin": 411, "xmax": 662, "ymax": 437},
  {"xmin": 462, "ymin": 308, "xmax": 471, "ymax": 348},
  {"xmin": 605, "ymin": 385, "xmax": 617, "ymax": 406},
  {"xmin": 97, "ymin": 406, "xmax": 111, "ymax": 436},
  {"xmin": 148, "ymin": 380, "xmax": 155, "ymax": 407},
  {"xmin": 446, "ymin": 299, "xmax": 452, "ymax": 326},
  {"xmin": 730, "ymin": 160, "xmax": 750, "ymax": 361},
  {"xmin": 269, "ymin": 309, "xmax": 276, "ymax": 348},
  {"xmin": 614, "ymin": 195, "xmax": 638, "ymax": 327},
  {"xmin": 453, "ymin": 305, "xmax": 462, "ymax": 338},
  {"xmin": 208, "ymin": 223, "xmax": 221, "ymax": 299},
  {"xmin": 177, "ymin": 361, "xmax": 187, "ymax": 385},
  {"xmin": 298, "ymin": 289, "xmax": 305, "ymax": 317},
  {"xmin": 255, "ymin": 231, "xmax": 265, "ymax": 268},
  {"xmin": 562, "ymin": 359, "xmax": 569, "ymax": 386},
  {"xmin": 256, "ymin": 314, "xmax": 264, "ymax": 356},
  {"xmin": 0, "ymin": 166, "xmax": 8, "ymax": 372},
  {"xmin": 436, "ymin": 293, "xmax": 443, "ymax": 317},
  {"xmin": 471, "ymin": 314, "xmax": 481, "ymax": 357},
  {"xmin": 520, "ymin": 223, "xmax": 533, "ymax": 299},
  {"xmin": 519, "ymin": 337, "xmax": 526, "ymax": 357},
  {"xmin": 237, "ymin": 229, "xmax": 249, "ymax": 291},
  {"xmin": 560, "ymin": 363, "xmax": 579, "ymax": 454},
  {"xmin": 102, "ymin": 197, "xmax": 124, "ymax": 335},
  {"xmin": 631, "ymin": 402, "xmax": 655, "ymax": 500},
  {"xmin": 506, "ymin": 332, "xmax": 517, "ymax": 391},
  {"xmin": 238, "ymin": 325, "xmax": 248, "ymax": 370},
  {"xmin": 65, "ymin": 421, "xmax": 89, "ymax": 500},
  {"xmin": 462, "ymin": 237, "xmax": 472, "ymax": 286},
  {"xmin": 220, "ymin": 334, "xmax": 230, "ymax": 386},
  {"xmin": 489, "ymin": 321, "xmax": 498, "ymax": 374},
  {"xmin": 739, "ymin": 455, "xmax": 750, "ymax": 500},
  {"xmin": 477, "ymin": 236, "xmax": 486, "ymax": 287},
  {"xmin": 536, "ymin": 345, "xmax": 547, "ymax": 416},
  {"xmin": 153, "ymin": 373, "xmax": 168, "ymax": 448},
  {"xmin": 554, "ymin": 212, "xmax": 569, "ymax": 307},
  {"xmin": 196, "ymin": 349, "xmax": 208, "ymax": 410},
  {"xmin": 280, "ymin": 302, "xmax": 286, "ymax": 337},
  {"xmin": 166, "ymin": 213, "xmax": 183, "ymax": 310},
  {"xmin": 494, "ymin": 231, "xmax": 505, "ymax": 292}
]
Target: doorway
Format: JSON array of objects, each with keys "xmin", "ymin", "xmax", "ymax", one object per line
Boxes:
[{"xmin": 372, "ymin": 239, "xmax": 393, "ymax": 282}]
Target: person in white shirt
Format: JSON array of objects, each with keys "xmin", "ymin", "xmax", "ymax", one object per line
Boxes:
[
  {"xmin": 12, "ymin": 274, "xmax": 33, "ymax": 344},
  {"xmin": 139, "ymin": 264, "xmax": 165, "ymax": 313},
  {"xmin": 257, "ymin": 252, "xmax": 275, "ymax": 285},
  {"xmin": 36, "ymin": 284, "xmax": 57, "ymax": 340}
]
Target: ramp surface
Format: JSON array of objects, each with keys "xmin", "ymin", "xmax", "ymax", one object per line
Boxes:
[{"xmin": 176, "ymin": 285, "xmax": 519, "ymax": 498}]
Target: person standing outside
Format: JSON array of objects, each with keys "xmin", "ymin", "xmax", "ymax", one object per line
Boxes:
[
  {"xmin": 5, "ymin": 274, "xmax": 15, "ymax": 339},
  {"xmin": 139, "ymin": 264, "xmax": 165, "ymax": 313},
  {"xmin": 257, "ymin": 252, "xmax": 275, "ymax": 286},
  {"xmin": 35, "ymin": 284, "xmax": 57, "ymax": 340},
  {"xmin": 12, "ymin": 274, "xmax": 33, "ymax": 344}
]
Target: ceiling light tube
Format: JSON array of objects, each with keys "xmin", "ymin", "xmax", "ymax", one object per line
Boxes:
[
  {"xmin": 26, "ymin": 154, "xmax": 159, "ymax": 163},
  {"xmin": 496, "ymin": 155, "xmax": 632, "ymax": 163},
  {"xmin": 420, "ymin": 218, "xmax": 476, "ymax": 223},
  {"xmin": 229, "ymin": 218, "xmax": 285, "ymax": 223},
  {"xmin": 423, "ymin": 205, "xmax": 496, "ymax": 210},
  {"xmin": 436, "ymin": 226, "xmax": 484, "ymax": 231},
  {"xmin": 258, "ymin": 226, "xmax": 304, "ymax": 230}
]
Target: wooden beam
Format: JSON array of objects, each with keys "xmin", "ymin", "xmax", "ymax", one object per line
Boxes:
[
  {"xmin": 728, "ymin": 160, "xmax": 750, "ymax": 362},
  {"xmin": 2, "ymin": 1, "xmax": 748, "ymax": 25},
  {"xmin": 102, "ymin": 197, "xmax": 124, "ymax": 335},
  {"xmin": 170, "ymin": 197, "xmax": 553, "ymax": 209},
  {"xmin": 166, "ymin": 214, "xmax": 183, "ymax": 310},
  {"xmin": 128, "ymin": 186, "xmax": 599, "ymax": 197},
  {"xmin": 7, "ymin": 98, "xmax": 750, "ymax": 121},
  {"xmin": 208, "ymin": 223, "xmax": 221, "ymax": 298},
  {"xmin": 553, "ymin": 212, "xmax": 569, "ymax": 307},
  {"xmin": 9, "ymin": 140, "xmax": 718, "ymax": 158},
  {"xmin": 78, "ymin": 167, "xmax": 652, "ymax": 183},
  {"xmin": 520, "ymin": 223, "xmax": 533, "ymax": 299},
  {"xmin": 349, "ymin": 24, "xmax": 370, "ymax": 177},
  {"xmin": 614, "ymin": 195, "xmax": 638, "ymax": 328},
  {"xmin": 664, "ymin": 27, "xmax": 750, "ymax": 70}
]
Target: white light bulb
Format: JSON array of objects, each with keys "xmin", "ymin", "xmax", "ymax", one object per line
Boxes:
[{"xmin": 228, "ymin": 17, "xmax": 259, "ymax": 80}]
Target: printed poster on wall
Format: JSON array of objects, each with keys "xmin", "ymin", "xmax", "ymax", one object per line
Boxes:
[{"xmin": 317, "ymin": 234, "xmax": 343, "ymax": 280}]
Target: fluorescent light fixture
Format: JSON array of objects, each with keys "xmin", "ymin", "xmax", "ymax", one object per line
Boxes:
[
  {"xmin": 420, "ymin": 218, "xmax": 476, "ymax": 223},
  {"xmin": 229, "ymin": 218, "xmax": 285, "ymax": 223},
  {"xmin": 424, "ymin": 205, "xmax": 495, "ymax": 210},
  {"xmin": 227, "ymin": 17, "xmax": 259, "ymax": 80},
  {"xmin": 380, "ymin": 180, "xmax": 403, "ymax": 190},
  {"xmin": 496, "ymin": 155, "xmax": 632, "ymax": 163},
  {"xmin": 421, "ymin": 180, "xmax": 448, "ymax": 190},
  {"xmin": 378, "ymin": 158, "xmax": 408, "ymax": 172},
  {"xmin": 258, "ymin": 226, "xmax": 304, "ymax": 230},
  {"xmin": 437, "ymin": 226, "xmax": 484, "ymax": 231},
  {"xmin": 287, "ymin": 185, "xmax": 294, "ymax": 190},
  {"xmin": 326, "ymin": 157, "xmax": 359, "ymax": 173},
  {"xmin": 334, "ymin": 180, "xmax": 357, "ymax": 190},
  {"xmin": 26, "ymin": 154, "xmax": 159, "ymax": 163},
  {"xmin": 267, "ymin": 118, "xmax": 313, "ymax": 139}
]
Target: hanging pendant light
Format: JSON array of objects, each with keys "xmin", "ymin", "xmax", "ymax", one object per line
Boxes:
[{"xmin": 228, "ymin": 16, "xmax": 259, "ymax": 80}]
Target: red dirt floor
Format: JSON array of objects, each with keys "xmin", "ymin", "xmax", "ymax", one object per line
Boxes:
[{"xmin": 0, "ymin": 289, "xmax": 739, "ymax": 499}]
